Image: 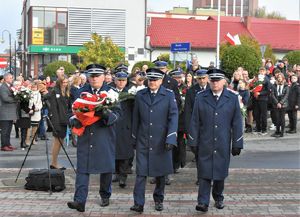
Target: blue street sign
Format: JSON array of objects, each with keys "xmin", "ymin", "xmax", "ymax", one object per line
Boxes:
[{"xmin": 170, "ymin": 42, "xmax": 191, "ymax": 52}]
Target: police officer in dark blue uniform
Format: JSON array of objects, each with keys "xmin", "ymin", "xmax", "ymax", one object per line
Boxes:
[
  {"xmin": 149, "ymin": 61, "xmax": 181, "ymax": 185},
  {"xmin": 67, "ymin": 64, "xmax": 122, "ymax": 212},
  {"xmin": 188, "ymin": 69, "xmax": 243, "ymax": 212},
  {"xmin": 110, "ymin": 65, "xmax": 135, "ymax": 188},
  {"xmin": 130, "ymin": 68, "xmax": 178, "ymax": 213},
  {"xmin": 184, "ymin": 69, "xmax": 209, "ymax": 185}
]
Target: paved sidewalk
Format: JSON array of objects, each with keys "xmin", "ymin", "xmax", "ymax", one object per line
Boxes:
[{"xmin": 0, "ymin": 168, "xmax": 299, "ymax": 216}]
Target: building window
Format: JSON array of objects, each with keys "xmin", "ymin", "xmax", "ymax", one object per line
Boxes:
[
  {"xmin": 30, "ymin": 7, "xmax": 68, "ymax": 46},
  {"xmin": 32, "ymin": 10, "xmax": 44, "ymax": 28}
]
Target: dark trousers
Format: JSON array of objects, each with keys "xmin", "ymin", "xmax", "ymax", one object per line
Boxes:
[
  {"xmin": 287, "ymin": 110, "xmax": 298, "ymax": 131},
  {"xmin": 74, "ymin": 172, "xmax": 112, "ymax": 204},
  {"xmin": 0, "ymin": 120, "xmax": 13, "ymax": 147},
  {"xmin": 198, "ymin": 178, "xmax": 224, "ymax": 206},
  {"xmin": 253, "ymin": 100, "xmax": 268, "ymax": 132},
  {"xmin": 172, "ymin": 131, "xmax": 186, "ymax": 170},
  {"xmin": 274, "ymin": 108, "xmax": 286, "ymax": 133},
  {"xmin": 191, "ymin": 147, "xmax": 199, "ymax": 182},
  {"xmin": 115, "ymin": 159, "xmax": 130, "ymax": 181},
  {"xmin": 270, "ymin": 108, "xmax": 276, "ymax": 125},
  {"xmin": 133, "ymin": 175, "xmax": 165, "ymax": 206}
]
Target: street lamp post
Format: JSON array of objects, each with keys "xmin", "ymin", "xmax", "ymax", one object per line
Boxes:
[
  {"xmin": 216, "ymin": 0, "xmax": 221, "ymax": 69},
  {"xmin": 1, "ymin": 30, "xmax": 12, "ymax": 75}
]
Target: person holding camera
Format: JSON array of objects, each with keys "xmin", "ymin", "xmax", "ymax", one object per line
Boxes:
[{"xmin": 130, "ymin": 68, "xmax": 178, "ymax": 213}]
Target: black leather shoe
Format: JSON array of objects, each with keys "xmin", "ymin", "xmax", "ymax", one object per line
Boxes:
[
  {"xmin": 155, "ymin": 202, "xmax": 164, "ymax": 211},
  {"xmin": 195, "ymin": 203, "xmax": 208, "ymax": 212},
  {"xmin": 286, "ymin": 130, "xmax": 296, "ymax": 134},
  {"xmin": 214, "ymin": 200, "xmax": 224, "ymax": 209},
  {"xmin": 130, "ymin": 204, "xmax": 144, "ymax": 213},
  {"xmin": 271, "ymin": 132, "xmax": 280, "ymax": 138},
  {"xmin": 67, "ymin": 201, "xmax": 85, "ymax": 212},
  {"xmin": 119, "ymin": 180, "xmax": 126, "ymax": 188},
  {"xmin": 100, "ymin": 198, "xmax": 109, "ymax": 207},
  {"xmin": 50, "ymin": 165, "xmax": 66, "ymax": 170}
]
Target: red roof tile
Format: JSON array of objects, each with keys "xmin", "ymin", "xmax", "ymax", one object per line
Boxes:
[
  {"xmin": 147, "ymin": 17, "xmax": 300, "ymax": 51},
  {"xmin": 249, "ymin": 17, "xmax": 300, "ymax": 50}
]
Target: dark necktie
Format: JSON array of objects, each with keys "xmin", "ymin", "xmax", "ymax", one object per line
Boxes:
[
  {"xmin": 214, "ymin": 95, "xmax": 218, "ymax": 102},
  {"xmin": 93, "ymin": 89, "xmax": 98, "ymax": 94},
  {"xmin": 150, "ymin": 92, "xmax": 156, "ymax": 103}
]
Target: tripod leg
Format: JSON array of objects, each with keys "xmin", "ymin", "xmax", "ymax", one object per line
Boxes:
[
  {"xmin": 15, "ymin": 122, "xmax": 40, "ymax": 183},
  {"xmin": 45, "ymin": 132, "xmax": 53, "ymax": 194},
  {"xmin": 45, "ymin": 116, "xmax": 76, "ymax": 173}
]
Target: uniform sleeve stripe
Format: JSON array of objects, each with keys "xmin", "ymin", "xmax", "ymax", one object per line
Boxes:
[
  {"xmin": 237, "ymin": 136, "xmax": 243, "ymax": 142},
  {"xmin": 188, "ymin": 134, "xmax": 194, "ymax": 140},
  {"xmin": 167, "ymin": 132, "xmax": 177, "ymax": 137}
]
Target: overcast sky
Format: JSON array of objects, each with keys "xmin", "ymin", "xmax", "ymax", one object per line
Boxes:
[{"xmin": 0, "ymin": 0, "xmax": 299, "ymax": 52}]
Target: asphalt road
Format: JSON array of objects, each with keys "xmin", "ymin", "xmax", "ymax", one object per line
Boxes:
[{"xmin": 0, "ymin": 131, "xmax": 299, "ymax": 170}]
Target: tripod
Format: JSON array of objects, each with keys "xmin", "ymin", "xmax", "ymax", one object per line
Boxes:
[{"xmin": 15, "ymin": 114, "xmax": 76, "ymax": 193}]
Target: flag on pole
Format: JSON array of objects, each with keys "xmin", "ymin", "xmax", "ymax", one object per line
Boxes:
[
  {"xmin": 233, "ymin": 34, "xmax": 241, "ymax": 45},
  {"xmin": 224, "ymin": 32, "xmax": 236, "ymax": 45}
]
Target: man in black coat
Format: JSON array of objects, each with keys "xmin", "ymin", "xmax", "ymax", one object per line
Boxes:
[
  {"xmin": 286, "ymin": 74, "xmax": 300, "ymax": 133},
  {"xmin": 252, "ymin": 67, "xmax": 272, "ymax": 135},
  {"xmin": 110, "ymin": 65, "xmax": 135, "ymax": 188},
  {"xmin": 184, "ymin": 69, "xmax": 209, "ymax": 185},
  {"xmin": 169, "ymin": 69, "xmax": 187, "ymax": 173}
]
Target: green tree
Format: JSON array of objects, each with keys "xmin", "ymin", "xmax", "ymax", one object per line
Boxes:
[
  {"xmin": 78, "ymin": 33, "xmax": 125, "ymax": 70},
  {"xmin": 44, "ymin": 61, "xmax": 77, "ymax": 77},
  {"xmin": 220, "ymin": 45, "xmax": 261, "ymax": 78},
  {"xmin": 157, "ymin": 53, "xmax": 170, "ymax": 63},
  {"xmin": 254, "ymin": 6, "xmax": 286, "ymax": 20},
  {"xmin": 220, "ymin": 35, "xmax": 276, "ymax": 66},
  {"xmin": 283, "ymin": 50, "xmax": 300, "ymax": 67}
]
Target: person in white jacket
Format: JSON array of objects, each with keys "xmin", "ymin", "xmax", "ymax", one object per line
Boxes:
[{"xmin": 26, "ymin": 82, "xmax": 43, "ymax": 145}]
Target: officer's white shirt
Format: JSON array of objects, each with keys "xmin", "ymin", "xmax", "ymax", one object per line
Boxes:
[{"xmin": 212, "ymin": 90, "xmax": 223, "ymax": 101}]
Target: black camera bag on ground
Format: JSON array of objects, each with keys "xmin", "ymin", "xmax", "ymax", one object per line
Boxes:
[{"xmin": 25, "ymin": 169, "xmax": 65, "ymax": 192}]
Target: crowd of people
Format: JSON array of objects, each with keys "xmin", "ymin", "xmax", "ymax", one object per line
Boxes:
[{"xmin": 0, "ymin": 57, "xmax": 299, "ymax": 213}]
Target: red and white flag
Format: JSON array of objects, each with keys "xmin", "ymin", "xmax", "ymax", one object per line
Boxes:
[
  {"xmin": 224, "ymin": 32, "xmax": 236, "ymax": 45},
  {"xmin": 224, "ymin": 33, "xmax": 241, "ymax": 46}
]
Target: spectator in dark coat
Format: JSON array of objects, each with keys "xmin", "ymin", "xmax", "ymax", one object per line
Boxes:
[
  {"xmin": 270, "ymin": 73, "xmax": 289, "ymax": 137},
  {"xmin": 286, "ymin": 74, "xmax": 300, "ymax": 133},
  {"xmin": 0, "ymin": 73, "xmax": 18, "ymax": 151},
  {"xmin": 252, "ymin": 67, "xmax": 272, "ymax": 135},
  {"xmin": 47, "ymin": 75, "xmax": 72, "ymax": 169}
]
